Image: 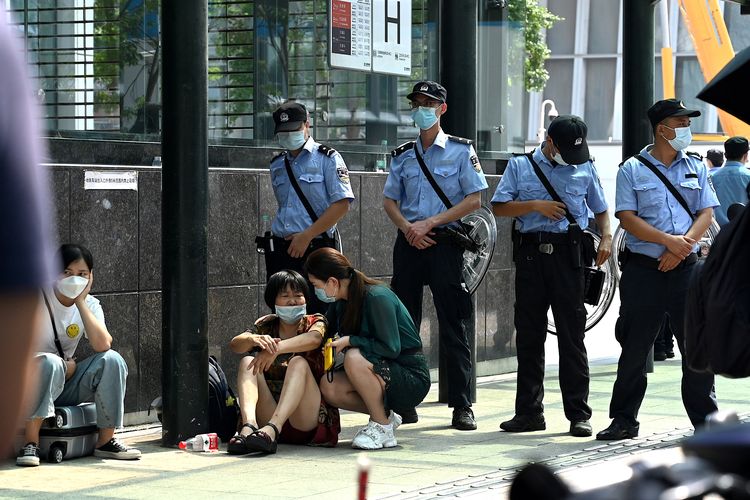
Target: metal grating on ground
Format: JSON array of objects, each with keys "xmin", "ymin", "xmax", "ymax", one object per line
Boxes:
[{"xmin": 379, "ymin": 413, "xmax": 750, "ymax": 499}]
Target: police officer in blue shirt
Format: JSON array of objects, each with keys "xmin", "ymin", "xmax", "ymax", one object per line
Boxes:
[
  {"xmin": 383, "ymin": 81, "xmax": 488, "ymax": 430},
  {"xmin": 596, "ymin": 99, "xmax": 720, "ymax": 441},
  {"xmin": 710, "ymin": 136, "xmax": 749, "ymax": 226},
  {"xmin": 492, "ymin": 115, "xmax": 611, "ymax": 438},
  {"xmin": 259, "ymin": 101, "xmax": 355, "ymax": 313}
]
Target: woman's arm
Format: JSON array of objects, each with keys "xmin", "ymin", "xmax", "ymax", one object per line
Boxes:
[
  {"xmin": 247, "ymin": 319, "xmax": 326, "ymax": 374},
  {"xmin": 76, "ymin": 275, "xmax": 112, "ymax": 352}
]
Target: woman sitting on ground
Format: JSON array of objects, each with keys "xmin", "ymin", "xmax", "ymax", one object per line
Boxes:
[
  {"xmin": 227, "ymin": 270, "xmax": 340, "ymax": 454},
  {"xmin": 304, "ymin": 248, "xmax": 431, "ymax": 450},
  {"xmin": 17, "ymin": 243, "xmax": 140, "ymax": 467}
]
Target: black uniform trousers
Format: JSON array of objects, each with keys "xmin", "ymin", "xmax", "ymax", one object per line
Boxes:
[
  {"xmin": 262, "ymin": 235, "xmax": 336, "ymax": 315},
  {"xmin": 609, "ymin": 255, "xmax": 718, "ymax": 427},
  {"xmin": 514, "ymin": 238, "xmax": 591, "ymax": 421},
  {"xmin": 391, "ymin": 231, "xmax": 473, "ymax": 408}
]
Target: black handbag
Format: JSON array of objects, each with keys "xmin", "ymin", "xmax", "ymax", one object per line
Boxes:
[{"xmin": 525, "ymin": 152, "xmax": 605, "ymax": 306}]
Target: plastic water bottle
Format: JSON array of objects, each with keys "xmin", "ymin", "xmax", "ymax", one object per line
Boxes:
[
  {"xmin": 375, "ymin": 140, "xmax": 388, "ymax": 172},
  {"xmin": 178, "ymin": 432, "xmax": 219, "ymax": 452}
]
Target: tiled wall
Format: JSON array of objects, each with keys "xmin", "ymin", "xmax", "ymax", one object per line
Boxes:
[{"xmin": 49, "ymin": 164, "xmax": 516, "ymax": 416}]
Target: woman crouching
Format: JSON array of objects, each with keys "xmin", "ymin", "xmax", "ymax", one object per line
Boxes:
[{"xmin": 304, "ymin": 248, "xmax": 430, "ymax": 450}]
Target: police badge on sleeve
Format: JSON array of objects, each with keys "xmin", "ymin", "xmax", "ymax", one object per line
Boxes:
[
  {"xmin": 470, "ymin": 154, "xmax": 482, "ymax": 173},
  {"xmin": 336, "ymin": 164, "xmax": 350, "ymax": 183}
]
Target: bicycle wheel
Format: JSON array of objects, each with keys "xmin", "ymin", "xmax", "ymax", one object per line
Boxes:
[{"xmin": 547, "ymin": 230, "xmax": 618, "ymax": 334}]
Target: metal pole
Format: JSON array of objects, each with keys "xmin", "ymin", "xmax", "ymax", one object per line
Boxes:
[
  {"xmin": 622, "ymin": 0, "xmax": 658, "ymax": 160},
  {"xmin": 439, "ymin": 0, "xmax": 478, "ymax": 404},
  {"xmin": 160, "ymin": 0, "xmax": 209, "ymax": 447}
]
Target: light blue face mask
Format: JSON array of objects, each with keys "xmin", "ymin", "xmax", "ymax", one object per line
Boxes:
[
  {"xmin": 277, "ymin": 130, "xmax": 306, "ymax": 151},
  {"xmin": 411, "ymin": 106, "xmax": 439, "ymax": 130},
  {"xmin": 314, "ymin": 285, "xmax": 337, "ymax": 303},
  {"xmin": 275, "ymin": 304, "xmax": 306, "ymax": 324},
  {"xmin": 661, "ymin": 125, "xmax": 692, "ymax": 152}
]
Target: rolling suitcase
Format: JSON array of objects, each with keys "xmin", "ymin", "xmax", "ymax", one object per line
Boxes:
[{"xmin": 38, "ymin": 403, "xmax": 98, "ymax": 463}]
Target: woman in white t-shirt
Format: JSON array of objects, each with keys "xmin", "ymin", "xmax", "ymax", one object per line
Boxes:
[{"xmin": 16, "ymin": 244, "xmax": 141, "ymax": 467}]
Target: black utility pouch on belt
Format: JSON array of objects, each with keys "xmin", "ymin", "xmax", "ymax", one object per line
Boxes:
[{"xmin": 525, "ymin": 151, "xmax": 605, "ymax": 306}]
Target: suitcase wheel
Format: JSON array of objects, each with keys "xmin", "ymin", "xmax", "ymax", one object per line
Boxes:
[{"xmin": 48, "ymin": 445, "xmax": 64, "ymax": 464}]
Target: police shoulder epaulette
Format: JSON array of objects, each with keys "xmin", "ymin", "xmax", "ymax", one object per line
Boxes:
[
  {"xmin": 447, "ymin": 135, "xmax": 473, "ymax": 145},
  {"xmin": 391, "ymin": 141, "xmax": 416, "ymax": 157},
  {"xmin": 512, "ymin": 151, "xmax": 531, "ymax": 157},
  {"xmin": 317, "ymin": 144, "xmax": 337, "ymax": 157},
  {"xmin": 270, "ymin": 151, "xmax": 285, "ymax": 163},
  {"xmin": 686, "ymin": 151, "xmax": 703, "ymax": 161}
]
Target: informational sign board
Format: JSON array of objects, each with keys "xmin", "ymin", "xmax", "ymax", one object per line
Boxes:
[
  {"xmin": 372, "ymin": 0, "xmax": 411, "ymax": 76},
  {"xmin": 84, "ymin": 170, "xmax": 138, "ymax": 191},
  {"xmin": 330, "ymin": 0, "xmax": 411, "ymax": 77},
  {"xmin": 330, "ymin": 0, "xmax": 372, "ymax": 72}
]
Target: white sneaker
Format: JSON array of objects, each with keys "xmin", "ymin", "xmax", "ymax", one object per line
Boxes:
[
  {"xmin": 94, "ymin": 438, "xmax": 142, "ymax": 460},
  {"xmin": 389, "ymin": 411, "xmax": 403, "ymax": 430},
  {"xmin": 351, "ymin": 421, "xmax": 397, "ymax": 450}
]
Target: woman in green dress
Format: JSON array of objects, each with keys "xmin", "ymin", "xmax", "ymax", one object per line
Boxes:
[{"xmin": 304, "ymin": 248, "xmax": 430, "ymax": 450}]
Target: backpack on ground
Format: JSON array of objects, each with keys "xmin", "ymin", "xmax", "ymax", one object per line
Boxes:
[
  {"xmin": 208, "ymin": 355, "xmax": 240, "ymax": 442},
  {"xmin": 685, "ymin": 206, "xmax": 750, "ymax": 378}
]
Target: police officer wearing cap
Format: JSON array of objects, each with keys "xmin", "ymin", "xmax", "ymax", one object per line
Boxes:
[
  {"xmin": 383, "ymin": 81, "xmax": 488, "ymax": 430},
  {"xmin": 492, "ymin": 115, "xmax": 611, "ymax": 438},
  {"xmin": 596, "ymin": 98, "xmax": 719, "ymax": 441},
  {"xmin": 710, "ymin": 136, "xmax": 749, "ymax": 226},
  {"xmin": 262, "ymin": 101, "xmax": 354, "ymax": 313}
]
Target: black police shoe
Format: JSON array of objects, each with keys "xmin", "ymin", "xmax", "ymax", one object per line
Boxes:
[
  {"xmin": 595, "ymin": 420, "xmax": 639, "ymax": 441},
  {"xmin": 452, "ymin": 406, "xmax": 477, "ymax": 431},
  {"xmin": 393, "ymin": 407, "xmax": 418, "ymax": 424},
  {"xmin": 499, "ymin": 414, "xmax": 546, "ymax": 432},
  {"xmin": 569, "ymin": 420, "xmax": 592, "ymax": 437}
]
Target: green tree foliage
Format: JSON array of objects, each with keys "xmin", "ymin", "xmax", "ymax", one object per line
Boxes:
[{"xmin": 507, "ymin": 0, "xmax": 562, "ymax": 92}]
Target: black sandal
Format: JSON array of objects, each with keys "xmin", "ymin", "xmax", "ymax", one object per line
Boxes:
[
  {"xmin": 245, "ymin": 422, "xmax": 280, "ymax": 454},
  {"xmin": 227, "ymin": 423, "xmax": 257, "ymax": 455}
]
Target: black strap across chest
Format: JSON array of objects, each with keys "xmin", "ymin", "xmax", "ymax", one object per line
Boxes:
[
  {"xmin": 525, "ymin": 151, "xmax": 577, "ymax": 226},
  {"xmin": 634, "ymin": 154, "xmax": 695, "ymax": 221},
  {"xmin": 284, "ymin": 155, "xmax": 319, "ymax": 223},
  {"xmin": 413, "ymin": 144, "xmax": 454, "ymax": 210},
  {"xmin": 42, "ymin": 292, "xmax": 66, "ymax": 358}
]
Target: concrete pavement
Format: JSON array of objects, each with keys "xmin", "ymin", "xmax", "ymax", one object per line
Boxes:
[{"xmin": 2, "ymin": 355, "xmax": 749, "ymax": 499}]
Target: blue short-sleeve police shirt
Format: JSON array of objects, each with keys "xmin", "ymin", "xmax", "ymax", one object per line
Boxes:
[
  {"xmin": 615, "ymin": 146, "xmax": 719, "ymax": 258},
  {"xmin": 270, "ymin": 137, "xmax": 355, "ymax": 238},
  {"xmin": 383, "ymin": 130, "xmax": 488, "ymax": 225},
  {"xmin": 491, "ymin": 145, "xmax": 608, "ymax": 233}
]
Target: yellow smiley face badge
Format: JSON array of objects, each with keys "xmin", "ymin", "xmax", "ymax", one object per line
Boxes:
[{"xmin": 66, "ymin": 324, "xmax": 80, "ymax": 338}]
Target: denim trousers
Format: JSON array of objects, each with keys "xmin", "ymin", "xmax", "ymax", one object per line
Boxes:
[{"xmin": 29, "ymin": 350, "xmax": 128, "ymax": 429}]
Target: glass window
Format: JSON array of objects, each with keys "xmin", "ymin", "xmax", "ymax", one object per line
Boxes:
[
  {"xmin": 542, "ymin": 59, "xmax": 573, "ymax": 119},
  {"xmin": 725, "ymin": 3, "xmax": 750, "ymax": 52},
  {"xmin": 477, "ymin": 2, "xmax": 525, "ymax": 153},
  {"xmin": 584, "ymin": 59, "xmax": 616, "ymax": 140},
  {"xmin": 587, "ymin": 0, "xmax": 618, "ymax": 54},
  {"xmin": 546, "ymin": 0, "xmax": 577, "ymax": 55},
  {"xmin": 9, "ymin": 0, "xmax": 441, "ymax": 155}
]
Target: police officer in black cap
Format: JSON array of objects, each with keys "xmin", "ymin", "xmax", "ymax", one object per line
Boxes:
[
  {"xmin": 257, "ymin": 101, "xmax": 355, "ymax": 313},
  {"xmin": 597, "ymin": 98, "xmax": 719, "ymax": 440},
  {"xmin": 383, "ymin": 81, "xmax": 488, "ymax": 430},
  {"xmin": 492, "ymin": 115, "xmax": 611, "ymax": 438}
]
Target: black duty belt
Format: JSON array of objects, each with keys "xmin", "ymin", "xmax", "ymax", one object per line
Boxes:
[
  {"xmin": 518, "ymin": 231, "xmax": 571, "ymax": 255},
  {"xmin": 628, "ymin": 251, "xmax": 698, "ymax": 270}
]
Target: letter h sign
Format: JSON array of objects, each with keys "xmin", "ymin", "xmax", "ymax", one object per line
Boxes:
[{"xmin": 385, "ymin": 1, "xmax": 401, "ymax": 44}]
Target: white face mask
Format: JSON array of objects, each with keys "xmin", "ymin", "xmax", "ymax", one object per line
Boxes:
[
  {"xmin": 661, "ymin": 125, "xmax": 692, "ymax": 152},
  {"xmin": 56, "ymin": 275, "xmax": 88, "ymax": 299},
  {"xmin": 552, "ymin": 152, "xmax": 569, "ymax": 166},
  {"xmin": 277, "ymin": 130, "xmax": 306, "ymax": 151}
]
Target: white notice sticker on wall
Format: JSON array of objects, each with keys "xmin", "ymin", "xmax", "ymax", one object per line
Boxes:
[{"xmin": 84, "ymin": 170, "xmax": 138, "ymax": 191}]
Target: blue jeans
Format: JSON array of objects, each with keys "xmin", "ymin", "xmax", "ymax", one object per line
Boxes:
[{"xmin": 29, "ymin": 351, "xmax": 128, "ymax": 429}]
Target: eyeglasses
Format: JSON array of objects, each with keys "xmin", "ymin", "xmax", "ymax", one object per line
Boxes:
[{"xmin": 409, "ymin": 100, "xmax": 442, "ymax": 109}]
